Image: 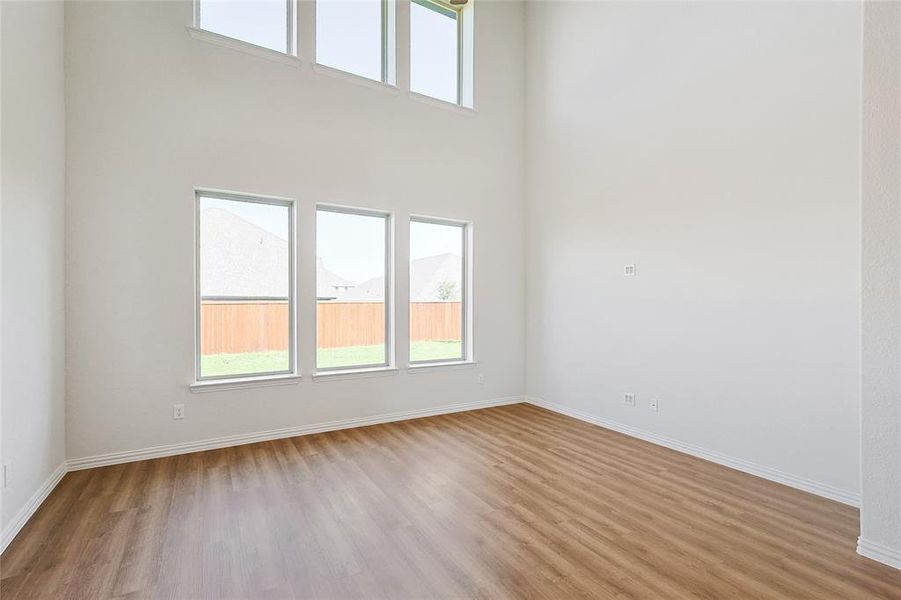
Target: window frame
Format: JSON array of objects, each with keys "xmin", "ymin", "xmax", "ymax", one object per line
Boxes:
[
  {"xmin": 194, "ymin": 189, "xmax": 298, "ymax": 383},
  {"xmin": 408, "ymin": 215, "xmax": 471, "ymax": 366},
  {"xmin": 410, "ymin": 0, "xmax": 464, "ymax": 105},
  {"xmin": 194, "ymin": 0, "xmax": 297, "ymax": 56},
  {"xmin": 315, "ymin": 204, "xmax": 394, "ymax": 373},
  {"xmin": 314, "ymin": 0, "xmax": 394, "ymax": 84}
]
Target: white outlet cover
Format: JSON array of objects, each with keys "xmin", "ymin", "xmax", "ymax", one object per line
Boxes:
[
  {"xmin": 624, "ymin": 393, "xmax": 636, "ymax": 407},
  {"xmin": 624, "ymin": 264, "xmax": 636, "ymax": 276},
  {"xmin": 649, "ymin": 398, "xmax": 659, "ymax": 412},
  {"xmin": 173, "ymin": 403, "xmax": 185, "ymax": 420}
]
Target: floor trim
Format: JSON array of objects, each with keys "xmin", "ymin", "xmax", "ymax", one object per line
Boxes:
[
  {"xmin": 1, "ymin": 461, "xmax": 67, "ymax": 554},
  {"xmin": 858, "ymin": 537, "xmax": 901, "ymax": 570},
  {"xmin": 67, "ymin": 396, "xmax": 524, "ymax": 471},
  {"xmin": 526, "ymin": 396, "xmax": 860, "ymax": 507}
]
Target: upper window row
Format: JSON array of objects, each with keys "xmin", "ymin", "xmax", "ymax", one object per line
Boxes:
[
  {"xmin": 195, "ymin": 190, "xmax": 471, "ymax": 383},
  {"xmin": 196, "ymin": 0, "xmax": 471, "ymax": 106}
]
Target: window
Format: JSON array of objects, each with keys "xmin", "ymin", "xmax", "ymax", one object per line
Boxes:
[
  {"xmin": 195, "ymin": 191, "xmax": 295, "ymax": 380},
  {"xmin": 409, "ymin": 217, "xmax": 468, "ymax": 363},
  {"xmin": 316, "ymin": 206, "xmax": 391, "ymax": 370},
  {"xmin": 192, "ymin": 0, "xmax": 474, "ymax": 106},
  {"xmin": 316, "ymin": 0, "xmax": 389, "ymax": 82},
  {"xmin": 196, "ymin": 0, "xmax": 294, "ymax": 53},
  {"xmin": 410, "ymin": 0, "xmax": 461, "ymax": 104}
]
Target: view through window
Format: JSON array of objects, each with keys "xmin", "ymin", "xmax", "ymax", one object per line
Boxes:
[
  {"xmin": 197, "ymin": 193, "xmax": 294, "ymax": 379},
  {"xmin": 410, "ymin": 0, "xmax": 459, "ymax": 103},
  {"xmin": 316, "ymin": 208, "xmax": 389, "ymax": 370},
  {"xmin": 198, "ymin": 0, "xmax": 291, "ymax": 53},
  {"xmin": 316, "ymin": 0, "xmax": 384, "ymax": 81},
  {"xmin": 409, "ymin": 218, "xmax": 465, "ymax": 363}
]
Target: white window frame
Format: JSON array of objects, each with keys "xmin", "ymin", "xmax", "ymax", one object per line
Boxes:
[
  {"xmin": 194, "ymin": 189, "xmax": 298, "ymax": 384},
  {"xmin": 408, "ymin": 215, "xmax": 472, "ymax": 366},
  {"xmin": 313, "ymin": 0, "xmax": 396, "ymax": 85},
  {"xmin": 194, "ymin": 0, "xmax": 298, "ymax": 56},
  {"xmin": 315, "ymin": 204, "xmax": 394, "ymax": 373}
]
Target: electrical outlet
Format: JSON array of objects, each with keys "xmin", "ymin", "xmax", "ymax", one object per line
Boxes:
[
  {"xmin": 173, "ymin": 404, "xmax": 185, "ymax": 420},
  {"xmin": 624, "ymin": 393, "xmax": 636, "ymax": 407},
  {"xmin": 648, "ymin": 398, "xmax": 659, "ymax": 412},
  {"xmin": 2, "ymin": 463, "xmax": 9, "ymax": 489},
  {"xmin": 624, "ymin": 264, "xmax": 636, "ymax": 276},
  {"xmin": 477, "ymin": 373, "xmax": 485, "ymax": 384}
]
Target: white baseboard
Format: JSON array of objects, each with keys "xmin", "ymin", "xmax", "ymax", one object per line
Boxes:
[
  {"xmin": 67, "ymin": 396, "xmax": 524, "ymax": 471},
  {"xmin": 526, "ymin": 396, "xmax": 860, "ymax": 507},
  {"xmin": 1, "ymin": 462, "xmax": 67, "ymax": 554},
  {"xmin": 858, "ymin": 537, "xmax": 901, "ymax": 570}
]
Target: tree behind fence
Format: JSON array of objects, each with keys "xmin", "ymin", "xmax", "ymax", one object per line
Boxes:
[{"xmin": 201, "ymin": 301, "xmax": 462, "ymax": 354}]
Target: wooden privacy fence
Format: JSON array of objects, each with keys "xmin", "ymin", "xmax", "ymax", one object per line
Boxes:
[
  {"xmin": 317, "ymin": 302, "xmax": 385, "ymax": 349},
  {"xmin": 410, "ymin": 302, "xmax": 462, "ymax": 344},
  {"xmin": 201, "ymin": 300, "xmax": 289, "ymax": 355},
  {"xmin": 201, "ymin": 301, "xmax": 462, "ymax": 354}
]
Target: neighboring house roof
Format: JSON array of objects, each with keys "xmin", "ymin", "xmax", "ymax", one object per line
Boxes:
[
  {"xmin": 344, "ymin": 253, "xmax": 462, "ymax": 302},
  {"xmin": 410, "ymin": 253, "xmax": 463, "ymax": 302},
  {"xmin": 200, "ymin": 208, "xmax": 359, "ymax": 299},
  {"xmin": 200, "ymin": 208, "xmax": 288, "ymax": 297},
  {"xmin": 316, "ymin": 256, "xmax": 356, "ymax": 299}
]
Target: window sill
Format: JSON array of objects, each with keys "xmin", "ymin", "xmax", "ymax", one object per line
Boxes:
[
  {"xmin": 312, "ymin": 63, "xmax": 400, "ymax": 94},
  {"xmin": 186, "ymin": 27, "xmax": 301, "ymax": 67},
  {"xmin": 408, "ymin": 91, "xmax": 475, "ymax": 115},
  {"xmin": 189, "ymin": 373, "xmax": 302, "ymax": 393},
  {"xmin": 312, "ymin": 366, "xmax": 399, "ymax": 382},
  {"xmin": 407, "ymin": 360, "xmax": 477, "ymax": 373}
]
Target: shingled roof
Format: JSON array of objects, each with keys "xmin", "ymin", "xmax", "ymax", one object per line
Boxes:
[{"xmin": 200, "ymin": 208, "xmax": 360, "ymax": 299}]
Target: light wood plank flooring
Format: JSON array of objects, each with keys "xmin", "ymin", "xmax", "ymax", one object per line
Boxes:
[{"xmin": 2, "ymin": 404, "xmax": 900, "ymax": 599}]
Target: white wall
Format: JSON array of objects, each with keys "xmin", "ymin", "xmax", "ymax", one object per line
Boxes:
[
  {"xmin": 524, "ymin": 1, "xmax": 862, "ymax": 500},
  {"xmin": 859, "ymin": 0, "xmax": 901, "ymax": 568},
  {"xmin": 1, "ymin": 0, "xmax": 67, "ymax": 543},
  {"xmin": 64, "ymin": 0, "xmax": 525, "ymax": 461}
]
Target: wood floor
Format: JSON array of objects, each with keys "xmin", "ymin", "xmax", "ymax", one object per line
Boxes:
[{"xmin": 2, "ymin": 404, "xmax": 899, "ymax": 599}]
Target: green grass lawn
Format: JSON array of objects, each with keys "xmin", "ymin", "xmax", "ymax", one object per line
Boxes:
[{"xmin": 201, "ymin": 340, "xmax": 463, "ymax": 377}]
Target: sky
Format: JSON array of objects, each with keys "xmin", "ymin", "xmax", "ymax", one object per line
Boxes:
[
  {"xmin": 317, "ymin": 0, "xmax": 383, "ymax": 81},
  {"xmin": 316, "ymin": 212, "xmax": 463, "ymax": 284},
  {"xmin": 201, "ymin": 0, "xmax": 458, "ymax": 101},
  {"xmin": 410, "ymin": 0, "xmax": 458, "ymax": 103},
  {"xmin": 317, "ymin": 210, "xmax": 385, "ymax": 283},
  {"xmin": 200, "ymin": 0, "xmax": 289, "ymax": 52},
  {"xmin": 201, "ymin": 197, "xmax": 462, "ymax": 285}
]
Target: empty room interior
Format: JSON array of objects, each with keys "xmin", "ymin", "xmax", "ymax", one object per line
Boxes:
[{"xmin": 2, "ymin": 0, "xmax": 901, "ymax": 597}]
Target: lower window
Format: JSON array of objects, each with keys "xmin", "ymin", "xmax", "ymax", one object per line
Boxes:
[
  {"xmin": 409, "ymin": 217, "xmax": 468, "ymax": 363},
  {"xmin": 196, "ymin": 191, "xmax": 295, "ymax": 380},
  {"xmin": 316, "ymin": 206, "xmax": 391, "ymax": 371}
]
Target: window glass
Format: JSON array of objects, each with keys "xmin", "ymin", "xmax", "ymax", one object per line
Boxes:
[
  {"xmin": 410, "ymin": 0, "xmax": 458, "ymax": 103},
  {"xmin": 316, "ymin": 0, "xmax": 383, "ymax": 81},
  {"xmin": 198, "ymin": 195, "xmax": 293, "ymax": 379},
  {"xmin": 410, "ymin": 219, "xmax": 465, "ymax": 362},
  {"xmin": 199, "ymin": 0, "xmax": 290, "ymax": 53},
  {"xmin": 317, "ymin": 208, "xmax": 389, "ymax": 370}
]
